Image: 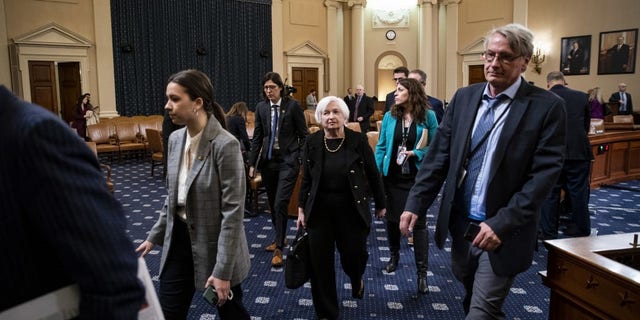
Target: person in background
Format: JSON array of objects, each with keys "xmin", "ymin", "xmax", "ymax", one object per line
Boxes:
[
  {"xmin": 408, "ymin": 68, "xmax": 445, "ymax": 123},
  {"xmin": 384, "ymin": 66, "xmax": 409, "ymax": 113},
  {"xmin": 248, "ymin": 72, "xmax": 308, "ymax": 267},
  {"xmin": 226, "ymin": 101, "xmax": 251, "ymax": 162},
  {"xmin": 540, "ymin": 71, "xmax": 592, "ymax": 239},
  {"xmin": 136, "ymin": 69, "xmax": 251, "ymax": 320},
  {"xmin": 588, "ymin": 87, "xmax": 606, "ymax": 119},
  {"xmin": 400, "ymin": 24, "xmax": 566, "ymax": 318},
  {"xmin": 609, "ymin": 82, "xmax": 633, "ymax": 115},
  {"xmin": 306, "ymin": 89, "xmax": 318, "ymax": 110},
  {"xmin": 344, "ymin": 87, "xmax": 355, "ymax": 106},
  {"xmin": 71, "ymin": 93, "xmax": 94, "ymax": 140},
  {"xmin": 0, "ymin": 85, "xmax": 145, "ymax": 319},
  {"xmin": 348, "ymin": 84, "xmax": 375, "ymax": 133},
  {"xmin": 375, "ymin": 78, "xmax": 438, "ymax": 294},
  {"xmin": 297, "ymin": 96, "xmax": 386, "ymax": 320}
]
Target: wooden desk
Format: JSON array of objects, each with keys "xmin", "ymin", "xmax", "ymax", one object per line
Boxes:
[
  {"xmin": 589, "ymin": 131, "xmax": 640, "ymax": 188},
  {"xmin": 542, "ymin": 234, "xmax": 640, "ymax": 320}
]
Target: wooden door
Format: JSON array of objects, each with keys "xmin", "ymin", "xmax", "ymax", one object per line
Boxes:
[
  {"xmin": 29, "ymin": 61, "xmax": 58, "ymax": 115},
  {"xmin": 291, "ymin": 67, "xmax": 318, "ymax": 108},
  {"xmin": 468, "ymin": 65, "xmax": 485, "ymax": 85},
  {"xmin": 58, "ymin": 62, "xmax": 82, "ymax": 124}
]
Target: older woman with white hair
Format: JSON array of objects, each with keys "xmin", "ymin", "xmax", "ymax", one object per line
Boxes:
[{"xmin": 297, "ymin": 96, "xmax": 386, "ymax": 320}]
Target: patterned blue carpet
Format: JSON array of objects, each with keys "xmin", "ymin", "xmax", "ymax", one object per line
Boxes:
[{"xmin": 111, "ymin": 158, "xmax": 640, "ymax": 319}]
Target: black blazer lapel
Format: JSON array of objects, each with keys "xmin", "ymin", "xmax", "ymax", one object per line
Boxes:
[
  {"xmin": 452, "ymin": 87, "xmax": 484, "ymax": 170},
  {"xmin": 488, "ymin": 83, "xmax": 530, "ymax": 183}
]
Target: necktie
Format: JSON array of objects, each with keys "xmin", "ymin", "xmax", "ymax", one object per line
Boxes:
[
  {"xmin": 461, "ymin": 95, "xmax": 505, "ymax": 214},
  {"xmin": 354, "ymin": 96, "xmax": 362, "ymax": 120},
  {"xmin": 268, "ymin": 105, "xmax": 279, "ymax": 159},
  {"xmin": 620, "ymin": 93, "xmax": 626, "ymax": 112}
]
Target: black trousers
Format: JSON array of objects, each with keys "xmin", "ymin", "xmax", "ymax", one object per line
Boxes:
[
  {"xmin": 260, "ymin": 157, "xmax": 300, "ymax": 249},
  {"xmin": 159, "ymin": 219, "xmax": 250, "ymax": 320},
  {"xmin": 306, "ymin": 205, "xmax": 369, "ymax": 320}
]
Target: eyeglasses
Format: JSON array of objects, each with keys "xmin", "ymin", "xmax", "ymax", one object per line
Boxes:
[
  {"xmin": 482, "ymin": 51, "xmax": 522, "ymax": 64},
  {"xmin": 263, "ymin": 85, "xmax": 278, "ymax": 91}
]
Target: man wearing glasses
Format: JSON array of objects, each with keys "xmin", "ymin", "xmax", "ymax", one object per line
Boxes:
[
  {"xmin": 384, "ymin": 66, "xmax": 409, "ymax": 113},
  {"xmin": 400, "ymin": 24, "xmax": 566, "ymax": 318},
  {"xmin": 248, "ymin": 72, "xmax": 308, "ymax": 268}
]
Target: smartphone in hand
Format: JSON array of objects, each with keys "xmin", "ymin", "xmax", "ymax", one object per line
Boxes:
[
  {"xmin": 202, "ymin": 286, "xmax": 219, "ymax": 307},
  {"xmin": 464, "ymin": 222, "xmax": 481, "ymax": 242}
]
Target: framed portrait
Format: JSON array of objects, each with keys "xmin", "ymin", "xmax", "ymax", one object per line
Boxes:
[
  {"xmin": 598, "ymin": 28, "xmax": 637, "ymax": 74},
  {"xmin": 560, "ymin": 35, "xmax": 591, "ymax": 75}
]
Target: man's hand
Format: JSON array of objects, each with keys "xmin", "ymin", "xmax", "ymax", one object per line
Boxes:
[
  {"xmin": 472, "ymin": 223, "xmax": 502, "ymax": 251},
  {"xmin": 399, "ymin": 211, "xmax": 418, "ymax": 236},
  {"xmin": 205, "ymin": 276, "xmax": 231, "ymax": 306}
]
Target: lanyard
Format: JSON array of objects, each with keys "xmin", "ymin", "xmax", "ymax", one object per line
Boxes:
[{"xmin": 401, "ymin": 117, "xmax": 412, "ymax": 147}]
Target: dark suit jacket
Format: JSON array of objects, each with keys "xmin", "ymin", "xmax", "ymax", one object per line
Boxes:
[
  {"xmin": 608, "ymin": 44, "xmax": 630, "ymax": 72},
  {"xmin": 0, "ymin": 86, "xmax": 144, "ymax": 318},
  {"xmin": 609, "ymin": 91, "xmax": 633, "ymax": 115},
  {"xmin": 248, "ymin": 97, "xmax": 308, "ymax": 167},
  {"xmin": 404, "ymin": 79, "xmax": 566, "ymax": 276},
  {"xmin": 428, "ymin": 95, "xmax": 445, "ymax": 123},
  {"xmin": 226, "ymin": 114, "xmax": 251, "ymax": 154},
  {"xmin": 384, "ymin": 91, "xmax": 395, "ymax": 112},
  {"xmin": 550, "ymin": 85, "xmax": 592, "ymax": 161},
  {"xmin": 298, "ymin": 128, "xmax": 385, "ymax": 228},
  {"xmin": 348, "ymin": 94, "xmax": 374, "ymax": 131}
]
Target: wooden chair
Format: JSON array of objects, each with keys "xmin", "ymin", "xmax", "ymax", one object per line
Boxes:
[
  {"xmin": 308, "ymin": 126, "xmax": 321, "ymax": 134},
  {"xmin": 86, "ymin": 123, "xmax": 118, "ymax": 162},
  {"xmin": 86, "ymin": 141, "xmax": 114, "ymax": 193},
  {"xmin": 145, "ymin": 128, "xmax": 164, "ymax": 176},
  {"xmin": 366, "ymin": 131, "xmax": 379, "ymax": 152},
  {"xmin": 346, "ymin": 122, "xmax": 362, "ymax": 132},
  {"xmin": 376, "ymin": 120, "xmax": 382, "ymax": 132}
]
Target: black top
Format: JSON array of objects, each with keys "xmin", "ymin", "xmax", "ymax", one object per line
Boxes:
[
  {"xmin": 388, "ymin": 119, "xmax": 418, "ymax": 179},
  {"xmin": 312, "ymin": 138, "xmax": 354, "ymax": 215}
]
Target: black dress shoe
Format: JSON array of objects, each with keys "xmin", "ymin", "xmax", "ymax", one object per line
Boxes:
[
  {"xmin": 385, "ymin": 253, "xmax": 399, "ymax": 273},
  {"xmin": 418, "ymin": 275, "xmax": 428, "ymax": 294}
]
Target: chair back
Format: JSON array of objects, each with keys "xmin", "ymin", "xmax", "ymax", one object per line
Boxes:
[
  {"xmin": 346, "ymin": 122, "xmax": 361, "ymax": 132},
  {"xmin": 145, "ymin": 128, "xmax": 164, "ymax": 154},
  {"xmin": 87, "ymin": 123, "xmax": 114, "ymax": 144},
  {"xmin": 366, "ymin": 131, "xmax": 379, "ymax": 152}
]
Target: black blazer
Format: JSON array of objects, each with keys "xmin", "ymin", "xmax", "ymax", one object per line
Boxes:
[
  {"xmin": 404, "ymin": 79, "xmax": 566, "ymax": 276},
  {"xmin": 609, "ymin": 91, "xmax": 633, "ymax": 115},
  {"xmin": 298, "ymin": 128, "xmax": 385, "ymax": 228},
  {"xmin": 226, "ymin": 114, "xmax": 251, "ymax": 153},
  {"xmin": 549, "ymin": 85, "xmax": 592, "ymax": 161},
  {"xmin": 0, "ymin": 86, "xmax": 144, "ymax": 317},
  {"xmin": 248, "ymin": 97, "xmax": 308, "ymax": 167},
  {"xmin": 348, "ymin": 94, "xmax": 374, "ymax": 122}
]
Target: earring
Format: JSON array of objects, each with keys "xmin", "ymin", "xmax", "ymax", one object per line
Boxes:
[{"xmin": 193, "ymin": 109, "xmax": 197, "ymax": 113}]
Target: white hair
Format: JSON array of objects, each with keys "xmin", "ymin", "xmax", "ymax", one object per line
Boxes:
[{"xmin": 315, "ymin": 96, "xmax": 350, "ymax": 124}]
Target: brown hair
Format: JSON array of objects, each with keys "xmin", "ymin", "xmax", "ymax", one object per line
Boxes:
[
  {"xmin": 390, "ymin": 78, "xmax": 430, "ymax": 123},
  {"xmin": 167, "ymin": 69, "xmax": 226, "ymax": 129}
]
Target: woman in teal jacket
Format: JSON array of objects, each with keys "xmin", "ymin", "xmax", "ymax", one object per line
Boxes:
[{"xmin": 374, "ymin": 78, "xmax": 438, "ymax": 294}]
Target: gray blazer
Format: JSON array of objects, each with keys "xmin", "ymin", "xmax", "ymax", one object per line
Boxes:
[{"xmin": 147, "ymin": 115, "xmax": 250, "ymax": 287}]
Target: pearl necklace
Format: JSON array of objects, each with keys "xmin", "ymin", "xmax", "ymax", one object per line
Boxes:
[{"xmin": 324, "ymin": 136, "xmax": 345, "ymax": 153}]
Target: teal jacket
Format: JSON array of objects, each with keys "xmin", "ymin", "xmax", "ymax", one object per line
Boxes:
[{"xmin": 374, "ymin": 110, "xmax": 438, "ymax": 176}]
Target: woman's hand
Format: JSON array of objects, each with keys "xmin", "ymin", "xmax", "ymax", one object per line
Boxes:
[
  {"xmin": 135, "ymin": 240, "xmax": 154, "ymax": 257},
  {"xmin": 205, "ymin": 276, "xmax": 231, "ymax": 306},
  {"xmin": 375, "ymin": 208, "xmax": 386, "ymax": 220},
  {"xmin": 248, "ymin": 166, "xmax": 255, "ymax": 178},
  {"xmin": 296, "ymin": 208, "xmax": 306, "ymax": 229}
]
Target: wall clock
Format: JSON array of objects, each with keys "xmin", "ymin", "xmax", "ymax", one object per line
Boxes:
[{"xmin": 386, "ymin": 30, "xmax": 396, "ymax": 41}]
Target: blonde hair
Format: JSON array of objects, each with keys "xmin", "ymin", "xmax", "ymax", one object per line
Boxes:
[{"xmin": 588, "ymin": 87, "xmax": 604, "ymax": 104}]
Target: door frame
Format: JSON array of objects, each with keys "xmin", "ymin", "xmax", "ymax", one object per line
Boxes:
[
  {"xmin": 10, "ymin": 23, "xmax": 91, "ymax": 102},
  {"xmin": 284, "ymin": 41, "xmax": 327, "ymax": 96}
]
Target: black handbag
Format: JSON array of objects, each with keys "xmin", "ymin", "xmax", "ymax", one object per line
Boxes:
[{"xmin": 284, "ymin": 229, "xmax": 310, "ymax": 289}]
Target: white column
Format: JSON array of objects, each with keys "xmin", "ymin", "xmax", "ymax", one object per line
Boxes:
[
  {"xmin": 325, "ymin": 0, "xmax": 339, "ymax": 96},
  {"xmin": 93, "ymin": 0, "xmax": 118, "ymax": 117},
  {"xmin": 271, "ymin": 0, "xmax": 284, "ymax": 74},
  {"xmin": 444, "ymin": 0, "xmax": 460, "ymax": 100},
  {"xmin": 0, "ymin": 0, "xmax": 11, "ymax": 89},
  {"xmin": 418, "ymin": 0, "xmax": 437, "ymax": 96},
  {"xmin": 350, "ymin": 3, "xmax": 365, "ymax": 88},
  {"xmin": 513, "ymin": 0, "xmax": 528, "ymax": 26}
]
